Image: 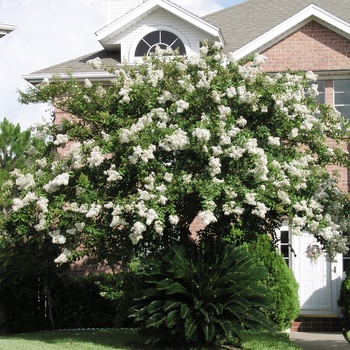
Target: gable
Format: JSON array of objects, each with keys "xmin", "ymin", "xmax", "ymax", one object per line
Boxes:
[
  {"xmin": 261, "ymin": 21, "xmax": 350, "ymax": 72},
  {"xmin": 97, "ymin": 0, "xmax": 223, "ymax": 56},
  {"xmin": 102, "ymin": 8, "xmax": 220, "ymax": 62}
]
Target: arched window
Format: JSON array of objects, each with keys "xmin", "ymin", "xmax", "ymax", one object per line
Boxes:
[{"xmin": 135, "ymin": 30, "xmax": 186, "ymax": 57}]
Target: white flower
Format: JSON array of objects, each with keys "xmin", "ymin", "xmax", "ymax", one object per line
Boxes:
[
  {"xmin": 158, "ymin": 195, "xmax": 168, "ymax": 205},
  {"xmin": 198, "ymin": 210, "xmax": 217, "ymax": 225},
  {"xmin": 129, "ymin": 222, "xmax": 146, "ymax": 244},
  {"xmin": 268, "ymin": 136, "xmax": 280, "ymax": 146},
  {"xmin": 154, "ymin": 220, "xmax": 164, "ymax": 234},
  {"xmin": 87, "ymin": 57, "xmax": 102, "ymax": 69},
  {"xmin": 66, "ymin": 228, "xmax": 77, "ymax": 235},
  {"xmin": 192, "ymin": 128, "xmax": 211, "ymax": 143},
  {"xmin": 146, "ymin": 209, "xmax": 158, "ymax": 225},
  {"xmin": 182, "ymin": 174, "xmax": 192, "ymax": 184},
  {"xmin": 252, "ymin": 202, "xmax": 269, "ymax": 219},
  {"xmin": 84, "ymin": 79, "xmax": 92, "ymax": 88},
  {"xmin": 236, "ymin": 116, "xmax": 247, "ymax": 127},
  {"xmin": 87, "ymin": 146, "xmax": 105, "ymax": 167},
  {"xmin": 169, "ymin": 215, "xmax": 179, "ymax": 225},
  {"xmin": 43, "ymin": 173, "xmax": 69, "ymax": 193},
  {"xmin": 175, "ymin": 99, "xmax": 189, "ymax": 113},
  {"xmin": 14, "ymin": 173, "xmax": 35, "ymax": 190},
  {"xmin": 75, "ymin": 222, "xmax": 85, "ymax": 232},
  {"xmin": 54, "ymin": 134, "xmax": 69, "ymax": 145},
  {"xmin": 37, "ymin": 197, "xmax": 49, "ymax": 213},
  {"xmin": 209, "ymin": 157, "xmax": 221, "ymax": 176},
  {"xmin": 104, "ymin": 165, "xmax": 123, "ymax": 182},
  {"xmin": 50, "ymin": 230, "xmax": 66, "ymax": 244},
  {"xmin": 36, "ymin": 158, "xmax": 47, "ymax": 168},
  {"xmin": 86, "ymin": 204, "xmax": 102, "ymax": 218},
  {"xmin": 226, "ymin": 86, "xmax": 236, "ymax": 98},
  {"xmin": 159, "ymin": 128, "xmax": 189, "ymax": 151},
  {"xmin": 54, "ymin": 249, "xmax": 70, "ymax": 264},
  {"xmin": 245, "ymin": 193, "xmax": 257, "ymax": 206},
  {"xmin": 164, "ymin": 172, "xmax": 173, "ymax": 182}
]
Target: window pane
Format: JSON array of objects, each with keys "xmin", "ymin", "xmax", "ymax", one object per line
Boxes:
[
  {"xmin": 171, "ymin": 40, "xmax": 186, "ymax": 54},
  {"xmin": 281, "ymin": 245, "xmax": 289, "ymax": 258},
  {"xmin": 280, "ymin": 230, "xmax": 289, "ymax": 243},
  {"xmin": 335, "ymin": 106, "xmax": 350, "ymax": 121},
  {"xmin": 315, "ymin": 81, "xmax": 325, "ymax": 104},
  {"xmin": 143, "ymin": 31, "xmax": 159, "ymax": 46},
  {"xmin": 334, "ymin": 80, "xmax": 350, "ymax": 91},
  {"xmin": 335, "ymin": 92, "xmax": 350, "ymax": 105},
  {"xmin": 135, "ymin": 40, "xmax": 150, "ymax": 57},
  {"xmin": 135, "ymin": 30, "xmax": 186, "ymax": 57},
  {"xmin": 161, "ymin": 31, "xmax": 177, "ymax": 45}
]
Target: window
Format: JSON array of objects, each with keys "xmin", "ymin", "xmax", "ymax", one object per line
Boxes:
[
  {"xmin": 135, "ymin": 30, "xmax": 186, "ymax": 57},
  {"xmin": 306, "ymin": 80, "xmax": 325, "ymax": 104},
  {"xmin": 279, "ymin": 228, "xmax": 292, "ymax": 268},
  {"xmin": 314, "ymin": 81, "xmax": 325, "ymax": 104},
  {"xmin": 334, "ymin": 80, "xmax": 350, "ymax": 122},
  {"xmin": 343, "ymin": 245, "xmax": 350, "ymax": 273}
]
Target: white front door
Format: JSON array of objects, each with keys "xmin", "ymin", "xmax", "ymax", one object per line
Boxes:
[{"xmin": 291, "ymin": 231, "xmax": 342, "ymax": 316}]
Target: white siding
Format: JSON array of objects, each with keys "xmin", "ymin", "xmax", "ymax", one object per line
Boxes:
[
  {"xmin": 104, "ymin": 8, "xmax": 218, "ymax": 62},
  {"xmin": 108, "ymin": 0, "xmax": 145, "ymax": 23}
]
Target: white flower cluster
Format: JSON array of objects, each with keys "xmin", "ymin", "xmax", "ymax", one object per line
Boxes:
[
  {"xmin": 86, "ymin": 203, "xmax": 102, "ymax": 218},
  {"xmin": 54, "ymin": 134, "xmax": 69, "ymax": 145},
  {"xmin": 87, "ymin": 146, "xmax": 105, "ymax": 168},
  {"xmin": 104, "ymin": 165, "xmax": 123, "ymax": 182},
  {"xmin": 43, "ymin": 173, "xmax": 69, "ymax": 193},
  {"xmin": 159, "ymin": 128, "xmax": 189, "ymax": 151},
  {"xmin": 129, "ymin": 144, "xmax": 156, "ymax": 164},
  {"xmin": 50, "ymin": 230, "xmax": 66, "ymax": 244},
  {"xmin": 54, "ymin": 249, "xmax": 71, "ymax": 264},
  {"xmin": 192, "ymin": 128, "xmax": 211, "ymax": 143}
]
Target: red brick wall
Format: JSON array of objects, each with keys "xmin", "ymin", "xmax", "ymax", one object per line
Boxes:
[
  {"xmin": 261, "ymin": 21, "xmax": 350, "ymax": 194},
  {"xmin": 261, "ymin": 21, "xmax": 350, "ymax": 72}
]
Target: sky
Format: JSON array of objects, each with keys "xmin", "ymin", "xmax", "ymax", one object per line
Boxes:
[{"xmin": 0, "ymin": 0, "xmax": 244, "ymax": 130}]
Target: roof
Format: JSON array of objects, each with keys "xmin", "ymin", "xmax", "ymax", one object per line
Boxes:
[
  {"xmin": 22, "ymin": 50, "xmax": 121, "ymax": 84},
  {"xmin": 97, "ymin": 0, "xmax": 224, "ymax": 51},
  {"xmin": 0, "ymin": 22, "xmax": 16, "ymax": 38},
  {"xmin": 203, "ymin": 0, "xmax": 350, "ymax": 54},
  {"xmin": 24, "ymin": 0, "xmax": 350, "ymax": 83}
]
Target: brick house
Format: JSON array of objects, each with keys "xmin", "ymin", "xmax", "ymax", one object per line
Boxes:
[{"xmin": 23, "ymin": 0, "xmax": 350, "ymax": 331}]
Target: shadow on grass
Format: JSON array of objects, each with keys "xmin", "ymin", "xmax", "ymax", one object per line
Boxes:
[{"xmin": 2, "ymin": 329, "xmax": 143, "ymax": 349}]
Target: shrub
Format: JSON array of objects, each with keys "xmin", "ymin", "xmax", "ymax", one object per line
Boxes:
[
  {"xmin": 130, "ymin": 238, "xmax": 274, "ymax": 349},
  {"xmin": 244, "ymin": 234, "xmax": 300, "ymax": 331},
  {"xmin": 338, "ymin": 265, "xmax": 350, "ymax": 330}
]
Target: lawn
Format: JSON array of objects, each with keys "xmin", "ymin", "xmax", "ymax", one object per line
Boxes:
[{"xmin": 0, "ymin": 329, "xmax": 301, "ymax": 350}]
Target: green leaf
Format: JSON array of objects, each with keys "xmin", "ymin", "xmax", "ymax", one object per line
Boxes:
[
  {"xmin": 163, "ymin": 299, "xmax": 180, "ymax": 312},
  {"xmin": 165, "ymin": 309, "xmax": 179, "ymax": 328},
  {"xmin": 184, "ymin": 316, "xmax": 197, "ymax": 341},
  {"xmin": 180, "ymin": 303, "xmax": 190, "ymax": 319}
]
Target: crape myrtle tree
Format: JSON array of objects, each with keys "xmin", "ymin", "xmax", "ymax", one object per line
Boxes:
[{"xmin": 2, "ymin": 44, "xmax": 350, "ymax": 269}]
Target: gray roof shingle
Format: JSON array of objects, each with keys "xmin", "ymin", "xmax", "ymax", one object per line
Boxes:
[{"xmin": 203, "ymin": 0, "xmax": 350, "ymax": 53}]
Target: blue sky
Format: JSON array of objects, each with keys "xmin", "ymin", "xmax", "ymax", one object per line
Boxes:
[{"xmin": 0, "ymin": 0, "xmax": 244, "ymax": 129}]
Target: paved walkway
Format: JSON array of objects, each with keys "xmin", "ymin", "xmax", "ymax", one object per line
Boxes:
[{"xmin": 289, "ymin": 332, "xmax": 350, "ymax": 349}]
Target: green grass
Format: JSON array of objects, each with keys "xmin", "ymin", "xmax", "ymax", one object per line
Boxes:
[
  {"xmin": 0, "ymin": 329, "xmax": 141, "ymax": 350},
  {"xmin": 0, "ymin": 329, "xmax": 301, "ymax": 350}
]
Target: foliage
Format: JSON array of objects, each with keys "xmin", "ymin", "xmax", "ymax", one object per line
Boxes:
[
  {"xmin": 0, "ymin": 118, "xmax": 44, "ymax": 206},
  {"xmin": 338, "ymin": 265, "xmax": 350, "ymax": 331},
  {"xmin": 129, "ymin": 238, "xmax": 274, "ymax": 349},
  {"xmin": 2, "ymin": 45, "xmax": 350, "ymax": 268},
  {"xmin": 244, "ymin": 234, "xmax": 300, "ymax": 331},
  {"xmin": 1, "ymin": 271, "xmax": 120, "ymax": 333}
]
